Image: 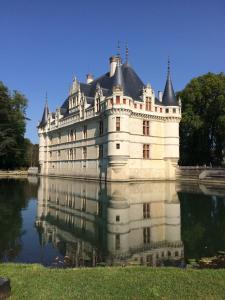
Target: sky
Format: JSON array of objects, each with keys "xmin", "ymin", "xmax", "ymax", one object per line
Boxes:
[{"xmin": 0, "ymin": 0, "xmax": 224, "ymax": 143}]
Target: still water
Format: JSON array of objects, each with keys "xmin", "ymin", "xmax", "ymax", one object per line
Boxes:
[{"xmin": 0, "ymin": 177, "xmax": 225, "ymax": 267}]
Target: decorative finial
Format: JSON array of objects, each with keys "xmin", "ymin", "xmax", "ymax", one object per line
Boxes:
[
  {"xmin": 125, "ymin": 42, "xmax": 129, "ymax": 64},
  {"xmin": 167, "ymin": 56, "xmax": 170, "ymax": 76},
  {"xmin": 117, "ymin": 40, "xmax": 121, "ymax": 58}
]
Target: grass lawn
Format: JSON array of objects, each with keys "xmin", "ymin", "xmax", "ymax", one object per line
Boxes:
[{"xmin": 1, "ymin": 264, "xmax": 225, "ymax": 299}]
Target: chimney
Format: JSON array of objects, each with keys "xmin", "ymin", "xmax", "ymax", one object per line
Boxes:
[
  {"xmin": 109, "ymin": 56, "xmax": 120, "ymax": 77},
  {"xmin": 86, "ymin": 73, "xmax": 94, "ymax": 84},
  {"xmin": 158, "ymin": 91, "xmax": 163, "ymax": 102}
]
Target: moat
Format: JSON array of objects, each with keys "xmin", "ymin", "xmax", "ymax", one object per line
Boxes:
[{"xmin": 0, "ymin": 177, "xmax": 225, "ymax": 267}]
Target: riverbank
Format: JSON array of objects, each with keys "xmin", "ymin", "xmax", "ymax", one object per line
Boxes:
[
  {"xmin": 0, "ymin": 170, "xmax": 28, "ymax": 177},
  {"xmin": 1, "ymin": 264, "xmax": 225, "ymax": 299}
]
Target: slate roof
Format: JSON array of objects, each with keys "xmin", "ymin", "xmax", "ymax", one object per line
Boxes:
[
  {"xmin": 60, "ymin": 62, "xmax": 145, "ymax": 115},
  {"xmin": 39, "ymin": 102, "xmax": 49, "ymax": 127},
  {"xmin": 162, "ymin": 70, "xmax": 178, "ymax": 106},
  {"xmin": 59, "ymin": 61, "xmax": 178, "ymax": 117}
]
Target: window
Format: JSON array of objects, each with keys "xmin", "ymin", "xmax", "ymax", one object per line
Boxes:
[
  {"xmin": 116, "ymin": 117, "xmax": 120, "ymax": 131},
  {"xmin": 70, "ymin": 130, "xmax": 73, "ymax": 141},
  {"xmin": 146, "ymin": 97, "xmax": 151, "ymax": 111},
  {"xmin": 173, "ymin": 108, "xmax": 176, "ymax": 113},
  {"xmin": 69, "ymin": 149, "xmax": 73, "ymax": 160},
  {"xmin": 116, "ymin": 215, "xmax": 120, "ymax": 222},
  {"xmin": 143, "ymin": 227, "xmax": 150, "ymax": 244},
  {"xmin": 143, "ymin": 120, "xmax": 150, "ymax": 136},
  {"xmin": 96, "ymin": 202, "xmax": 102, "ymax": 216},
  {"xmin": 49, "ymin": 135, "xmax": 52, "ymax": 144},
  {"xmin": 143, "ymin": 144, "xmax": 150, "ymax": 159},
  {"xmin": 49, "ymin": 151, "xmax": 52, "ymax": 158},
  {"xmin": 134, "ymin": 103, "xmax": 137, "ymax": 108},
  {"xmin": 99, "ymin": 120, "xmax": 103, "ymax": 136},
  {"xmin": 74, "ymin": 129, "xmax": 76, "ymax": 140},
  {"xmin": 81, "ymin": 196, "xmax": 86, "ymax": 212},
  {"xmin": 155, "ymin": 107, "xmax": 157, "ymax": 112},
  {"xmin": 160, "ymin": 107, "xmax": 162, "ymax": 113},
  {"xmin": 123, "ymin": 98, "xmax": 126, "ymax": 104},
  {"xmin": 83, "ymin": 125, "xmax": 87, "ymax": 139},
  {"xmin": 81, "ymin": 219, "xmax": 86, "ymax": 231},
  {"xmin": 116, "ymin": 96, "xmax": 120, "ymax": 104},
  {"xmin": 165, "ymin": 108, "xmax": 169, "ymax": 113},
  {"xmin": 73, "ymin": 148, "xmax": 76, "ymax": 160},
  {"xmin": 96, "ymin": 98, "xmax": 100, "ymax": 112},
  {"xmin": 58, "ymin": 133, "xmax": 61, "ymax": 143},
  {"xmin": 143, "ymin": 203, "xmax": 150, "ymax": 218},
  {"xmin": 99, "ymin": 145, "xmax": 103, "ymax": 159},
  {"xmin": 115, "ymin": 234, "xmax": 120, "ymax": 250},
  {"xmin": 58, "ymin": 150, "xmax": 61, "ymax": 158},
  {"xmin": 83, "ymin": 147, "xmax": 87, "ymax": 160},
  {"xmin": 116, "ymin": 143, "xmax": 120, "ymax": 149},
  {"xmin": 140, "ymin": 104, "xmax": 142, "ymax": 109}
]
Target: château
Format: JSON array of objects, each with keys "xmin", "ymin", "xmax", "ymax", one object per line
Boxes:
[{"xmin": 38, "ymin": 50, "xmax": 181, "ymax": 181}]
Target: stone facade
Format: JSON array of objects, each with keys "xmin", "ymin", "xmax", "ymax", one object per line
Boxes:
[{"xmin": 38, "ymin": 54, "xmax": 181, "ymax": 181}]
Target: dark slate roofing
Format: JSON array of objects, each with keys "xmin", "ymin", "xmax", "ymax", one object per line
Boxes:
[
  {"xmin": 162, "ymin": 69, "xmax": 178, "ymax": 106},
  {"xmin": 60, "ymin": 62, "xmax": 145, "ymax": 114},
  {"xmin": 113, "ymin": 62, "xmax": 124, "ymax": 88},
  {"xmin": 155, "ymin": 97, "xmax": 162, "ymax": 105},
  {"xmin": 122, "ymin": 63, "xmax": 144, "ymax": 100},
  {"xmin": 39, "ymin": 102, "xmax": 49, "ymax": 127}
]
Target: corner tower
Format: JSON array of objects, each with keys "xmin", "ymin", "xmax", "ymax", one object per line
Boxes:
[
  {"xmin": 162, "ymin": 60, "xmax": 181, "ymax": 179},
  {"xmin": 38, "ymin": 96, "xmax": 49, "ymax": 175}
]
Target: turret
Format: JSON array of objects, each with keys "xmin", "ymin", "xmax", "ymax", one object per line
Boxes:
[
  {"xmin": 39, "ymin": 97, "xmax": 49, "ymax": 128},
  {"xmin": 162, "ymin": 59, "xmax": 178, "ymax": 106},
  {"xmin": 112, "ymin": 60, "xmax": 124, "ymax": 91}
]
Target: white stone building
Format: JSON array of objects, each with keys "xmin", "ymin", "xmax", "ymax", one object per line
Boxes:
[{"xmin": 38, "ymin": 52, "xmax": 181, "ymax": 181}]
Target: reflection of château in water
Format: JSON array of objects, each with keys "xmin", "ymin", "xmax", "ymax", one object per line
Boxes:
[{"xmin": 36, "ymin": 177, "xmax": 183, "ymax": 266}]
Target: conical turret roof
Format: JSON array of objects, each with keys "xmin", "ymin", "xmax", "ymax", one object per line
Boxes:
[
  {"xmin": 162, "ymin": 61, "xmax": 178, "ymax": 106},
  {"xmin": 112, "ymin": 60, "xmax": 124, "ymax": 89},
  {"xmin": 39, "ymin": 100, "xmax": 49, "ymax": 127}
]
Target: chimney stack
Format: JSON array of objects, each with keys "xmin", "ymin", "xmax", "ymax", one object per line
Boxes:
[
  {"xmin": 158, "ymin": 91, "xmax": 163, "ymax": 102},
  {"xmin": 86, "ymin": 73, "xmax": 94, "ymax": 84},
  {"xmin": 109, "ymin": 56, "xmax": 121, "ymax": 77}
]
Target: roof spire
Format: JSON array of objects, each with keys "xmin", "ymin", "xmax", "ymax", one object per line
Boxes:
[
  {"xmin": 162, "ymin": 58, "xmax": 178, "ymax": 106},
  {"xmin": 112, "ymin": 59, "xmax": 124, "ymax": 90},
  {"xmin": 167, "ymin": 56, "xmax": 170, "ymax": 77},
  {"xmin": 117, "ymin": 40, "xmax": 121, "ymax": 58},
  {"xmin": 39, "ymin": 93, "xmax": 49, "ymax": 127},
  {"xmin": 125, "ymin": 42, "xmax": 129, "ymax": 64}
]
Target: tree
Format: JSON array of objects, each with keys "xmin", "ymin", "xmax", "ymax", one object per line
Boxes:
[
  {"xmin": 24, "ymin": 139, "xmax": 39, "ymax": 167},
  {"xmin": 178, "ymin": 73, "xmax": 225, "ymax": 166},
  {"xmin": 0, "ymin": 81, "xmax": 28, "ymax": 169}
]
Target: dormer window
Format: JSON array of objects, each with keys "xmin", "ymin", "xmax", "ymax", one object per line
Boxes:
[{"xmin": 146, "ymin": 97, "xmax": 151, "ymax": 111}]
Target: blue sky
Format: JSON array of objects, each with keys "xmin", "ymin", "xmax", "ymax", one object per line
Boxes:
[{"xmin": 0, "ymin": 0, "xmax": 224, "ymax": 143}]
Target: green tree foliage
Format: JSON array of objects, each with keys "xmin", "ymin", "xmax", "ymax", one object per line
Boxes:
[
  {"xmin": 178, "ymin": 73, "xmax": 225, "ymax": 166},
  {"xmin": 0, "ymin": 81, "xmax": 28, "ymax": 169},
  {"xmin": 24, "ymin": 138, "xmax": 39, "ymax": 167}
]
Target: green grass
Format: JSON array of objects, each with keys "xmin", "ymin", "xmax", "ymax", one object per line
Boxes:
[{"xmin": 1, "ymin": 264, "xmax": 225, "ymax": 300}]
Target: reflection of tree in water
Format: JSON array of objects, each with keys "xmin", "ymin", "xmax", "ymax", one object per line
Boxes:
[
  {"xmin": 0, "ymin": 178, "xmax": 37, "ymax": 261},
  {"xmin": 179, "ymin": 192, "xmax": 225, "ymax": 259}
]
